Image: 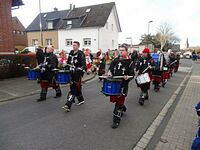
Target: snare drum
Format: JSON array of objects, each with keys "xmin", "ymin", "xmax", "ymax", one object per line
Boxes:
[
  {"xmin": 56, "ymin": 70, "xmax": 71, "ymax": 84},
  {"xmin": 102, "ymin": 78, "xmax": 122, "ymax": 96},
  {"xmin": 27, "ymin": 69, "xmax": 40, "ymax": 80},
  {"xmin": 136, "ymin": 73, "xmax": 151, "ymax": 85}
]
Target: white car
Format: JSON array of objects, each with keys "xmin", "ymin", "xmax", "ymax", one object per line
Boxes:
[{"xmin": 19, "ymin": 46, "xmax": 37, "ymax": 54}]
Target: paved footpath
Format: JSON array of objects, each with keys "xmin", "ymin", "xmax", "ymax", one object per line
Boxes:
[
  {"xmin": 155, "ymin": 61, "xmax": 200, "ymax": 150},
  {"xmin": 0, "ymin": 73, "xmax": 96, "ymax": 102}
]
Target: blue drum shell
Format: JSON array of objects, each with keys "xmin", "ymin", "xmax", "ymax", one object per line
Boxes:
[
  {"xmin": 56, "ymin": 71, "xmax": 71, "ymax": 84},
  {"xmin": 102, "ymin": 79, "xmax": 122, "ymax": 96},
  {"xmin": 27, "ymin": 70, "xmax": 40, "ymax": 80}
]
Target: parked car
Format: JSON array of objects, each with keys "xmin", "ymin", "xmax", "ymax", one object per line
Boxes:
[
  {"xmin": 18, "ymin": 46, "xmax": 37, "ymax": 54},
  {"xmin": 183, "ymin": 51, "xmax": 192, "ymax": 59}
]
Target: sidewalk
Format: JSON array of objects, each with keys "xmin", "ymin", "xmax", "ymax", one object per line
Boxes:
[
  {"xmin": 155, "ymin": 61, "xmax": 200, "ymax": 150},
  {"xmin": 0, "ymin": 73, "xmax": 96, "ymax": 102}
]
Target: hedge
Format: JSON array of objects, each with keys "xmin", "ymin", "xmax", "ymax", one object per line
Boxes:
[{"xmin": 0, "ymin": 54, "xmax": 37, "ymax": 79}]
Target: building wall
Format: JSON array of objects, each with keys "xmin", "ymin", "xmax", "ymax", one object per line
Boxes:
[
  {"xmin": 0, "ymin": 0, "xmax": 14, "ymax": 54},
  {"xmin": 58, "ymin": 27, "xmax": 99, "ymax": 53},
  {"xmin": 27, "ymin": 31, "xmax": 58, "ymax": 49},
  {"xmin": 99, "ymin": 7, "xmax": 119, "ymax": 52},
  {"xmin": 12, "ymin": 17, "xmax": 28, "ymax": 50}
]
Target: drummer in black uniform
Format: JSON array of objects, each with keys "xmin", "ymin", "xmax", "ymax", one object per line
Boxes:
[
  {"xmin": 37, "ymin": 46, "xmax": 62, "ymax": 101},
  {"xmin": 107, "ymin": 45, "xmax": 134, "ymax": 128},
  {"xmin": 136, "ymin": 48, "xmax": 155, "ymax": 105},
  {"xmin": 62, "ymin": 41, "xmax": 86, "ymax": 112}
]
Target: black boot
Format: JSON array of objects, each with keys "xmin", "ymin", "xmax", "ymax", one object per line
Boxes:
[
  {"xmin": 139, "ymin": 92, "xmax": 145, "ymax": 105},
  {"xmin": 154, "ymin": 84, "xmax": 160, "ymax": 92},
  {"xmin": 76, "ymin": 95, "xmax": 85, "ymax": 106},
  {"xmin": 54, "ymin": 87, "xmax": 62, "ymax": 98},
  {"xmin": 37, "ymin": 88, "xmax": 47, "ymax": 102},
  {"xmin": 62, "ymin": 92, "xmax": 75, "ymax": 112},
  {"xmin": 111, "ymin": 105, "xmax": 122, "ymax": 129},
  {"xmin": 145, "ymin": 91, "xmax": 149, "ymax": 100}
]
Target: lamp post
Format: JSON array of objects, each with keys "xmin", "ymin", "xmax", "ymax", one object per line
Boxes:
[
  {"xmin": 39, "ymin": 0, "xmax": 43, "ymax": 46},
  {"xmin": 147, "ymin": 20, "xmax": 153, "ymax": 49}
]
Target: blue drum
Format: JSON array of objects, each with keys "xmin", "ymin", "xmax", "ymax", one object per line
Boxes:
[
  {"xmin": 56, "ymin": 70, "xmax": 71, "ymax": 84},
  {"xmin": 102, "ymin": 78, "xmax": 122, "ymax": 96},
  {"xmin": 27, "ymin": 69, "xmax": 40, "ymax": 80}
]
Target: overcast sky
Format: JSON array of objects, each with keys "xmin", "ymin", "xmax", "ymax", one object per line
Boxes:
[{"xmin": 12, "ymin": 0, "xmax": 200, "ymax": 48}]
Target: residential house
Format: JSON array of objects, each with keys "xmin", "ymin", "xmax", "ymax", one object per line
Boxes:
[
  {"xmin": 26, "ymin": 2, "xmax": 121, "ymax": 53},
  {"xmin": 12, "ymin": 17, "xmax": 28, "ymax": 50},
  {"xmin": 0, "ymin": 0, "xmax": 23, "ymax": 54}
]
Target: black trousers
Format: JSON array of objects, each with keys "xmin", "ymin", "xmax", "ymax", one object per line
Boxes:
[{"xmin": 65, "ymin": 72, "xmax": 84, "ymax": 108}]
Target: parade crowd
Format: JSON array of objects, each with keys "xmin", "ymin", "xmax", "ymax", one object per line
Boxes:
[{"xmin": 30, "ymin": 41, "xmax": 180, "ymax": 129}]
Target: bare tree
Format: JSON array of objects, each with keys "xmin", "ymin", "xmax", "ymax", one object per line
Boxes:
[{"xmin": 156, "ymin": 22, "xmax": 180, "ymax": 51}]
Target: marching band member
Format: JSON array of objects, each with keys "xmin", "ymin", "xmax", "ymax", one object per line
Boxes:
[
  {"xmin": 168, "ymin": 49, "xmax": 176, "ymax": 77},
  {"xmin": 174, "ymin": 53, "xmax": 180, "ymax": 73},
  {"xmin": 37, "ymin": 46, "xmax": 62, "ymax": 101},
  {"xmin": 84, "ymin": 48, "xmax": 93, "ymax": 74},
  {"xmin": 151, "ymin": 51, "xmax": 166, "ymax": 92},
  {"xmin": 107, "ymin": 45, "xmax": 134, "ymax": 129},
  {"xmin": 136, "ymin": 48, "xmax": 155, "ymax": 105},
  {"xmin": 96, "ymin": 49, "xmax": 106, "ymax": 81},
  {"xmin": 62, "ymin": 41, "xmax": 86, "ymax": 112}
]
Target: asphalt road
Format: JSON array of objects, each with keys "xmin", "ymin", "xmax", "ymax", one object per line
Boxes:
[{"xmin": 0, "ymin": 59, "xmax": 192, "ymax": 150}]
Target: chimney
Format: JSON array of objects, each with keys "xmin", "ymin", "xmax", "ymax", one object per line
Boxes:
[
  {"xmin": 69, "ymin": 4, "xmax": 73, "ymax": 10},
  {"xmin": 54, "ymin": 7, "xmax": 58, "ymax": 11},
  {"xmin": 73, "ymin": 4, "xmax": 75, "ymax": 9}
]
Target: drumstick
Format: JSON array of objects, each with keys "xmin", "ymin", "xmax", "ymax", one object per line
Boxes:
[
  {"xmin": 99, "ymin": 76, "xmax": 133, "ymax": 79},
  {"xmin": 142, "ymin": 66, "xmax": 150, "ymax": 74},
  {"xmin": 112, "ymin": 76, "xmax": 133, "ymax": 79},
  {"xmin": 169, "ymin": 60, "xmax": 177, "ymax": 66}
]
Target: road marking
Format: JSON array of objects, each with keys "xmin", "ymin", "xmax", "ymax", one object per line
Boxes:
[{"xmin": 0, "ymin": 90, "xmax": 18, "ymax": 97}]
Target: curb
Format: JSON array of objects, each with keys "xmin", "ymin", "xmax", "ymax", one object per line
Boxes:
[
  {"xmin": 0, "ymin": 74, "xmax": 96, "ymax": 103},
  {"xmin": 133, "ymin": 70, "xmax": 192, "ymax": 150}
]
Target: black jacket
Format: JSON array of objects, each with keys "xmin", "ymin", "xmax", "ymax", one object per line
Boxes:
[
  {"xmin": 136, "ymin": 56, "xmax": 155, "ymax": 74},
  {"xmin": 40, "ymin": 52, "xmax": 58, "ymax": 81},
  {"xmin": 109, "ymin": 57, "xmax": 135, "ymax": 77},
  {"xmin": 67, "ymin": 50, "xmax": 86, "ymax": 75}
]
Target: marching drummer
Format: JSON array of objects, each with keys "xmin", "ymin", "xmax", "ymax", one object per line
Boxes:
[
  {"xmin": 62, "ymin": 41, "xmax": 86, "ymax": 112},
  {"xmin": 151, "ymin": 51, "xmax": 166, "ymax": 92},
  {"xmin": 136, "ymin": 48, "xmax": 155, "ymax": 105},
  {"xmin": 107, "ymin": 45, "xmax": 134, "ymax": 129},
  {"xmin": 37, "ymin": 45, "xmax": 62, "ymax": 101}
]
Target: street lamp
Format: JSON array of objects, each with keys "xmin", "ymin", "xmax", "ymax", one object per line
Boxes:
[
  {"xmin": 39, "ymin": 0, "xmax": 43, "ymax": 46},
  {"xmin": 147, "ymin": 20, "xmax": 153, "ymax": 49},
  {"xmin": 147, "ymin": 20, "xmax": 153, "ymax": 35}
]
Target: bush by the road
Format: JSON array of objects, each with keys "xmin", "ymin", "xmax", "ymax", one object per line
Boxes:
[{"xmin": 0, "ymin": 54, "xmax": 36, "ymax": 79}]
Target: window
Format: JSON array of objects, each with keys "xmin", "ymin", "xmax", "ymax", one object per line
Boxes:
[
  {"xmin": 65, "ymin": 39, "xmax": 72, "ymax": 46},
  {"xmin": 47, "ymin": 21, "xmax": 53, "ymax": 29},
  {"xmin": 106, "ymin": 22, "xmax": 108, "ymax": 29},
  {"xmin": 67, "ymin": 20, "xmax": 72, "ymax": 25},
  {"xmin": 46, "ymin": 39, "xmax": 52, "ymax": 45},
  {"xmin": 32, "ymin": 39, "xmax": 38, "ymax": 46},
  {"xmin": 111, "ymin": 24, "xmax": 114, "ymax": 31},
  {"xmin": 13, "ymin": 30, "xmax": 16, "ymax": 34},
  {"xmin": 112, "ymin": 40, "xmax": 114, "ymax": 47},
  {"xmin": 83, "ymin": 38, "xmax": 91, "ymax": 46}
]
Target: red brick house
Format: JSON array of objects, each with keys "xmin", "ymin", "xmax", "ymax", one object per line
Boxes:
[
  {"xmin": 0, "ymin": 0, "xmax": 23, "ymax": 54},
  {"xmin": 12, "ymin": 17, "xmax": 27, "ymax": 51}
]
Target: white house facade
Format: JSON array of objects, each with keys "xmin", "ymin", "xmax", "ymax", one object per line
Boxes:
[{"xmin": 58, "ymin": 5, "xmax": 121, "ymax": 53}]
